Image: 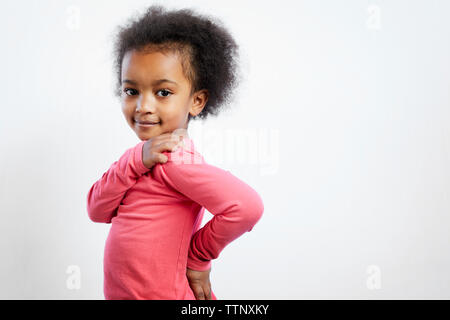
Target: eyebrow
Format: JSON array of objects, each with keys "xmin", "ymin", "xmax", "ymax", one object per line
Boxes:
[{"xmin": 122, "ymin": 78, "xmax": 179, "ymax": 86}]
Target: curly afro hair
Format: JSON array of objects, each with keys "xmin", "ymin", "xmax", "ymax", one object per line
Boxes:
[{"xmin": 112, "ymin": 5, "xmax": 242, "ymax": 122}]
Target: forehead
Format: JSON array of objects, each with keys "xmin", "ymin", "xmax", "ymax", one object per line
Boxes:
[{"xmin": 121, "ymin": 49, "xmax": 186, "ymax": 85}]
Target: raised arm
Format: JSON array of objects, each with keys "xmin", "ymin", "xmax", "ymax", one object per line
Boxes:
[
  {"xmin": 86, "ymin": 140, "xmax": 149, "ymax": 223},
  {"xmin": 160, "ymin": 152, "xmax": 264, "ymax": 271}
]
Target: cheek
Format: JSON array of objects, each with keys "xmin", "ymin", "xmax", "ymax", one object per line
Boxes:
[
  {"xmin": 121, "ymin": 102, "xmax": 135, "ymax": 121},
  {"xmin": 161, "ymin": 109, "xmax": 184, "ymax": 124},
  {"xmin": 159, "ymin": 105, "xmax": 177, "ymax": 118},
  {"xmin": 121, "ymin": 98, "xmax": 133, "ymax": 111}
]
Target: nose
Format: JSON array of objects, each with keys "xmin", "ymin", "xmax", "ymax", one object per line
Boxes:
[{"xmin": 136, "ymin": 92, "xmax": 157, "ymax": 113}]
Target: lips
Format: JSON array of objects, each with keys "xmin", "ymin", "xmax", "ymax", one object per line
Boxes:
[{"xmin": 135, "ymin": 120, "xmax": 159, "ymax": 125}]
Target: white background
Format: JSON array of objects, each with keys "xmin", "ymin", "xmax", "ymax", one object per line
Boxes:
[{"xmin": 0, "ymin": 0, "xmax": 449, "ymax": 299}]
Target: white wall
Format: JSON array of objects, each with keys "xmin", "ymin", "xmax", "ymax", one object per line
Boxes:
[{"xmin": 0, "ymin": 0, "xmax": 449, "ymax": 299}]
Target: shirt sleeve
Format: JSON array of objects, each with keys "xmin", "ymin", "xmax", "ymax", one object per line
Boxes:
[
  {"xmin": 86, "ymin": 140, "xmax": 149, "ymax": 223},
  {"xmin": 159, "ymin": 151, "xmax": 264, "ymax": 271}
]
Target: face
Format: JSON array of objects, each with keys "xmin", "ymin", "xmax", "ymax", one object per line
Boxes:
[{"xmin": 120, "ymin": 49, "xmax": 208, "ymax": 141}]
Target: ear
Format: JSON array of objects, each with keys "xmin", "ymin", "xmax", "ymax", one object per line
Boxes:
[{"xmin": 189, "ymin": 89, "xmax": 209, "ymax": 117}]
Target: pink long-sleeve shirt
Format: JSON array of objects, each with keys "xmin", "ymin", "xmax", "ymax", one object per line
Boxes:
[{"xmin": 86, "ymin": 136, "xmax": 264, "ymax": 300}]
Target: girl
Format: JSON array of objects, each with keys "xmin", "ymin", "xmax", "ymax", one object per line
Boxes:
[{"xmin": 86, "ymin": 5, "xmax": 264, "ymax": 300}]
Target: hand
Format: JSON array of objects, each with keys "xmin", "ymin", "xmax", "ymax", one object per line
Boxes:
[
  {"xmin": 186, "ymin": 267, "xmax": 213, "ymax": 300},
  {"xmin": 142, "ymin": 133, "xmax": 185, "ymax": 169}
]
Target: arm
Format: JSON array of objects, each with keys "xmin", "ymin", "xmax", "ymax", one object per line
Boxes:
[
  {"xmin": 160, "ymin": 155, "xmax": 264, "ymax": 271},
  {"xmin": 86, "ymin": 140, "xmax": 149, "ymax": 223}
]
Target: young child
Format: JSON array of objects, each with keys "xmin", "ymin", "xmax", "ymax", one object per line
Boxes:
[{"xmin": 86, "ymin": 5, "xmax": 264, "ymax": 300}]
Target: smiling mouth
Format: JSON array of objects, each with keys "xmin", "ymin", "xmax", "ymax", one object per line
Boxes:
[{"xmin": 135, "ymin": 120, "xmax": 160, "ymax": 127}]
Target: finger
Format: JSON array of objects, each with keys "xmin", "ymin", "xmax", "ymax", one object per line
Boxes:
[
  {"xmin": 151, "ymin": 134, "xmax": 176, "ymax": 146},
  {"xmin": 203, "ymin": 285, "xmax": 212, "ymax": 300},
  {"xmin": 170, "ymin": 129, "xmax": 188, "ymax": 141},
  {"xmin": 193, "ymin": 286, "xmax": 206, "ymax": 300},
  {"xmin": 197, "ymin": 293, "xmax": 206, "ymax": 300},
  {"xmin": 162, "ymin": 133, "xmax": 185, "ymax": 145},
  {"xmin": 168, "ymin": 133, "xmax": 186, "ymax": 145},
  {"xmin": 152, "ymin": 139, "xmax": 179, "ymax": 153},
  {"xmin": 156, "ymin": 131, "xmax": 186, "ymax": 143},
  {"xmin": 148, "ymin": 133, "xmax": 179, "ymax": 146},
  {"xmin": 155, "ymin": 153, "xmax": 168, "ymax": 164},
  {"xmin": 164, "ymin": 140, "xmax": 183, "ymax": 152},
  {"xmin": 153, "ymin": 142, "xmax": 183, "ymax": 164}
]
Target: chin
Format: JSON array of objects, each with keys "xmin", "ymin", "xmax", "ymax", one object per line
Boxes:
[
  {"xmin": 136, "ymin": 132, "xmax": 156, "ymax": 141},
  {"xmin": 132, "ymin": 123, "xmax": 161, "ymax": 139}
]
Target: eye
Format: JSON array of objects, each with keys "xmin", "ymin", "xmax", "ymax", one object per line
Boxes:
[
  {"xmin": 124, "ymin": 88, "xmax": 138, "ymax": 96},
  {"xmin": 156, "ymin": 89, "xmax": 172, "ymax": 97}
]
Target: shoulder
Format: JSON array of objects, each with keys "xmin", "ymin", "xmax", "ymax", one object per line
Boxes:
[
  {"xmin": 155, "ymin": 140, "xmax": 239, "ymax": 193},
  {"xmin": 158, "ymin": 142, "xmax": 213, "ymax": 183},
  {"xmin": 152, "ymin": 137, "xmax": 211, "ymax": 187},
  {"xmin": 160, "ymin": 136, "xmax": 210, "ymax": 171}
]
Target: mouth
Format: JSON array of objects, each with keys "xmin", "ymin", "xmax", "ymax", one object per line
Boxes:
[{"xmin": 135, "ymin": 120, "xmax": 160, "ymax": 127}]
